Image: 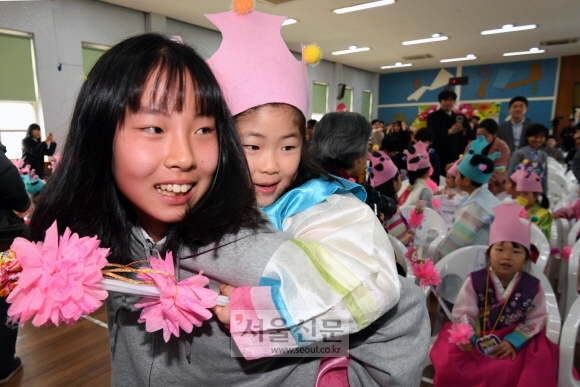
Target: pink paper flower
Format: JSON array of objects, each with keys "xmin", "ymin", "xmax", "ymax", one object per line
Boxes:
[
  {"xmin": 412, "ymin": 259, "xmax": 441, "ymax": 287},
  {"xmin": 135, "ymin": 252, "xmax": 217, "ymax": 342},
  {"xmin": 426, "ymin": 178, "xmax": 438, "ymax": 193},
  {"xmin": 448, "ymin": 322, "xmax": 474, "ymax": 345},
  {"xmin": 432, "ymin": 199, "xmax": 441, "ymax": 210},
  {"xmin": 408, "ymin": 209, "xmax": 425, "ymax": 228},
  {"xmin": 562, "ymin": 246, "xmax": 572, "ymax": 261},
  {"xmin": 7, "ymin": 221, "xmax": 109, "ymax": 327}
]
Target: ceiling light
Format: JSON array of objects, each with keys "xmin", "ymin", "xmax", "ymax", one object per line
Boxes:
[
  {"xmin": 381, "ymin": 62, "xmax": 412, "ymax": 69},
  {"xmin": 331, "ymin": 46, "xmax": 371, "ymax": 55},
  {"xmin": 432, "ymin": 33, "xmax": 441, "ymax": 38},
  {"xmin": 440, "ymin": 54, "xmax": 477, "ymax": 63},
  {"xmin": 503, "ymin": 47, "xmax": 546, "ymax": 56},
  {"xmin": 282, "ymin": 18, "xmax": 298, "ymax": 26},
  {"xmin": 333, "ymin": 0, "xmax": 396, "ymax": 14},
  {"xmin": 349, "ymin": 45, "xmax": 357, "ymax": 50},
  {"xmin": 402, "ymin": 35, "xmax": 449, "ymax": 45},
  {"xmin": 481, "ymin": 24, "xmax": 536, "ymax": 35}
]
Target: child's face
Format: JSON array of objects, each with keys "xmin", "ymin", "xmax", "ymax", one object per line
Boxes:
[
  {"xmin": 113, "ymin": 73, "xmax": 218, "ymax": 240},
  {"xmin": 546, "ymin": 138, "xmax": 556, "ymax": 148},
  {"xmin": 237, "ymin": 105, "xmax": 302, "ymax": 207},
  {"xmin": 527, "ymin": 134, "xmax": 546, "ymax": 150},
  {"xmin": 445, "ymin": 173, "xmax": 456, "ymax": 188},
  {"xmin": 517, "ymin": 191, "xmax": 537, "ymax": 208},
  {"xmin": 489, "ymin": 242, "xmax": 527, "ymax": 281},
  {"xmin": 505, "ymin": 179, "xmax": 517, "ymax": 198},
  {"xmin": 454, "ymin": 173, "xmax": 469, "ymax": 191}
]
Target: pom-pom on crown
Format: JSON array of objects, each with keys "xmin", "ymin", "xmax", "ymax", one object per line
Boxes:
[
  {"xmin": 531, "ymin": 215, "xmax": 539, "ymax": 222},
  {"xmin": 303, "ymin": 44, "xmax": 322, "ymax": 66},
  {"xmin": 232, "ymin": 0, "xmax": 254, "ymax": 15}
]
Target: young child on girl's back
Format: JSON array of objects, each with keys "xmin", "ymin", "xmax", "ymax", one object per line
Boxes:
[
  {"xmin": 437, "ymin": 156, "xmax": 467, "ymax": 198},
  {"xmin": 25, "ymin": 33, "xmax": 403, "ymax": 387},
  {"xmin": 207, "ymin": 6, "xmax": 430, "ymax": 386},
  {"xmin": 510, "ymin": 161, "xmax": 552, "ymax": 240},
  {"xmin": 400, "ymin": 141, "xmax": 434, "ymax": 208},
  {"xmin": 439, "ymin": 136, "xmax": 501, "ymax": 257},
  {"xmin": 431, "ymin": 203, "xmax": 558, "ymax": 387},
  {"xmin": 507, "ymin": 124, "xmax": 549, "ymax": 194},
  {"xmin": 367, "ymin": 150, "xmax": 413, "ymax": 246}
]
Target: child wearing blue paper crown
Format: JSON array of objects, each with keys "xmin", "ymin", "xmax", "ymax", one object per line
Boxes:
[
  {"xmin": 431, "ymin": 202, "xmax": 558, "ymax": 387},
  {"xmin": 206, "ymin": 2, "xmax": 430, "ymax": 386},
  {"xmin": 439, "ymin": 136, "xmax": 501, "ymax": 257}
]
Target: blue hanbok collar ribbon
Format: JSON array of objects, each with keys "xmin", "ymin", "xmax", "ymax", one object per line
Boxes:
[{"xmin": 263, "ymin": 176, "xmax": 366, "ymax": 231}]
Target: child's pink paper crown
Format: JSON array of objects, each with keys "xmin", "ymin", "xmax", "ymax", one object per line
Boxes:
[
  {"xmin": 206, "ymin": 8, "xmax": 313, "ymax": 117},
  {"xmin": 489, "ymin": 203, "xmax": 531, "ymax": 250},
  {"xmin": 404, "ymin": 141, "xmax": 431, "ymax": 172},
  {"xmin": 368, "ymin": 150, "xmax": 398, "ymax": 187},
  {"xmin": 510, "ymin": 160, "xmax": 543, "ymax": 193},
  {"xmin": 447, "ymin": 154, "xmax": 463, "ymax": 177}
]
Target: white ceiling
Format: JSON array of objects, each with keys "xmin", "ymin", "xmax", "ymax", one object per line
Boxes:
[{"xmin": 99, "ymin": 0, "xmax": 580, "ymax": 74}]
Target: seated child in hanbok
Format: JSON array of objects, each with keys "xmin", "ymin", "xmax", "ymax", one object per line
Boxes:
[
  {"xmin": 439, "ymin": 136, "xmax": 501, "ymax": 257},
  {"xmin": 431, "ymin": 202, "xmax": 559, "ymax": 387},
  {"xmin": 367, "ymin": 150, "xmax": 413, "ymax": 247},
  {"xmin": 510, "ymin": 161, "xmax": 552, "ymax": 240},
  {"xmin": 401, "ymin": 142, "xmax": 434, "ymax": 209}
]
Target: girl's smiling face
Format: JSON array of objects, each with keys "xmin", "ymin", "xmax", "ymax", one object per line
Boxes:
[
  {"xmin": 237, "ymin": 104, "xmax": 302, "ymax": 207},
  {"xmin": 113, "ymin": 72, "xmax": 218, "ymax": 241}
]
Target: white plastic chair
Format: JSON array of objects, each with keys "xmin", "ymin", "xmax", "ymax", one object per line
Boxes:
[
  {"xmin": 559, "ymin": 297, "xmax": 580, "ymax": 387},
  {"xmin": 548, "ymin": 173, "xmax": 569, "ymax": 196},
  {"xmin": 388, "ymin": 234, "xmax": 415, "ymax": 283},
  {"xmin": 548, "ymin": 182, "xmax": 566, "ymax": 211},
  {"xmin": 564, "ymin": 239, "xmax": 580, "ymax": 319},
  {"xmin": 400, "ymin": 206, "xmax": 448, "ymax": 263},
  {"xmin": 530, "ymin": 223, "xmax": 553, "ymax": 277}
]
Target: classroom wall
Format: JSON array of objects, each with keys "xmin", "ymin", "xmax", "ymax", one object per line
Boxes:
[
  {"xmin": 0, "ymin": 0, "xmax": 379, "ymax": 148},
  {"xmin": 378, "ymin": 58, "xmax": 559, "ymax": 129}
]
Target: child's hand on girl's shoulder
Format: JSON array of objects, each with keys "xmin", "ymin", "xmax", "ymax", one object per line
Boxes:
[
  {"xmin": 213, "ymin": 284, "xmax": 235, "ymax": 329},
  {"xmin": 490, "ymin": 340, "xmax": 516, "ymax": 360},
  {"xmin": 457, "ymin": 343, "xmax": 473, "ymax": 352}
]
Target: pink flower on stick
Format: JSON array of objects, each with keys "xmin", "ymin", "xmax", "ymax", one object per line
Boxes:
[
  {"xmin": 7, "ymin": 221, "xmax": 109, "ymax": 327},
  {"xmin": 135, "ymin": 252, "xmax": 217, "ymax": 342},
  {"xmin": 448, "ymin": 322, "xmax": 474, "ymax": 345},
  {"xmin": 411, "ymin": 259, "xmax": 441, "ymax": 287}
]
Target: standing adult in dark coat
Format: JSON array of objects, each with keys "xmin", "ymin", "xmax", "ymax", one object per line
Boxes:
[
  {"xmin": 427, "ymin": 90, "xmax": 470, "ymax": 168},
  {"xmin": 0, "ymin": 150, "xmax": 31, "ymax": 383},
  {"xmin": 21, "ymin": 123, "xmax": 56, "ymax": 179},
  {"xmin": 497, "ymin": 96, "xmax": 534, "ymax": 153}
]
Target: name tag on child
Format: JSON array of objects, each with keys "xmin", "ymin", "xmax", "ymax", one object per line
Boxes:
[
  {"xmin": 471, "ymin": 249, "xmax": 487, "ymax": 272},
  {"xmin": 439, "ymin": 196, "xmax": 460, "ymax": 226},
  {"xmin": 476, "ymin": 334, "xmax": 501, "ymax": 356},
  {"xmin": 413, "ymin": 210, "xmax": 431, "ymax": 245}
]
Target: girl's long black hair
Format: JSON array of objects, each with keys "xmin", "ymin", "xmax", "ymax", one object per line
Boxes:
[{"xmin": 29, "ymin": 33, "xmax": 265, "ymax": 263}]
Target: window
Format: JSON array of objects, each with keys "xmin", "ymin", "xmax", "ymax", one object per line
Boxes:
[
  {"xmin": 341, "ymin": 86, "xmax": 353, "ymax": 112},
  {"xmin": 0, "ymin": 30, "xmax": 38, "ymax": 159},
  {"xmin": 312, "ymin": 81, "xmax": 328, "ymax": 120},
  {"xmin": 82, "ymin": 43, "xmax": 109, "ymax": 79},
  {"xmin": 361, "ymin": 90, "xmax": 372, "ymax": 121}
]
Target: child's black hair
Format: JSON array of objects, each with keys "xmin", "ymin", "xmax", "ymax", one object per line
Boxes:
[
  {"xmin": 375, "ymin": 170, "xmax": 400, "ymax": 202},
  {"xmin": 457, "ymin": 171, "xmax": 483, "ymax": 188},
  {"xmin": 413, "ymin": 129, "xmax": 434, "ymax": 143},
  {"xmin": 524, "ymin": 124, "xmax": 549, "ymax": 138},
  {"xmin": 408, "ymin": 167, "xmax": 430, "ymax": 185},
  {"xmin": 538, "ymin": 193, "xmax": 550, "ymax": 209},
  {"xmin": 477, "ymin": 118, "xmax": 499, "ymax": 135},
  {"xmin": 28, "ymin": 33, "xmax": 266, "ymax": 264}
]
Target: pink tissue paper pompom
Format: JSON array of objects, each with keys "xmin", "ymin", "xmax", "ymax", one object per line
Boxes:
[
  {"xmin": 408, "ymin": 210, "xmax": 425, "ymax": 228},
  {"xmin": 7, "ymin": 221, "xmax": 109, "ymax": 327},
  {"xmin": 562, "ymin": 246, "xmax": 572, "ymax": 261},
  {"xmin": 432, "ymin": 199, "xmax": 441, "ymax": 210},
  {"xmin": 412, "ymin": 259, "xmax": 441, "ymax": 287},
  {"xmin": 426, "ymin": 178, "xmax": 438, "ymax": 193},
  {"xmin": 135, "ymin": 252, "xmax": 218, "ymax": 342},
  {"xmin": 448, "ymin": 322, "xmax": 474, "ymax": 345}
]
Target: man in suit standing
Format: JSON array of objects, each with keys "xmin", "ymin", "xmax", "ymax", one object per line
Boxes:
[
  {"xmin": 497, "ymin": 96, "xmax": 534, "ymax": 153},
  {"xmin": 428, "ymin": 90, "xmax": 471, "ymax": 168}
]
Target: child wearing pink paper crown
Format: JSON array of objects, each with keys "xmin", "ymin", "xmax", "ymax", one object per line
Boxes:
[
  {"xmin": 22, "ymin": 33, "xmax": 412, "ymax": 387},
  {"xmin": 368, "ymin": 150, "xmax": 414, "ymax": 246},
  {"xmin": 510, "ymin": 160, "xmax": 552, "ymax": 240},
  {"xmin": 439, "ymin": 136, "xmax": 501, "ymax": 257},
  {"xmin": 400, "ymin": 141, "xmax": 434, "ymax": 208},
  {"xmin": 437, "ymin": 156, "xmax": 467, "ymax": 198},
  {"xmin": 206, "ymin": 2, "xmax": 430, "ymax": 386},
  {"xmin": 430, "ymin": 202, "xmax": 559, "ymax": 387}
]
